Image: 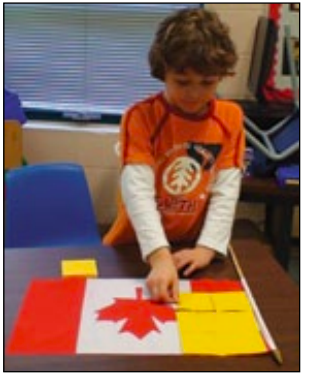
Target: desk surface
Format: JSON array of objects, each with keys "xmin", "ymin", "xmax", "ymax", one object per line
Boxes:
[
  {"xmin": 5, "ymin": 239, "xmax": 299, "ymax": 372},
  {"xmin": 241, "ymin": 176, "xmax": 299, "ymax": 202},
  {"xmin": 240, "ymin": 176, "xmax": 299, "ymax": 269}
]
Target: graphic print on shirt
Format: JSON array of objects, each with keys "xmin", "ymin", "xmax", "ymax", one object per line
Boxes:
[{"xmin": 156, "ymin": 142, "xmax": 221, "ymax": 214}]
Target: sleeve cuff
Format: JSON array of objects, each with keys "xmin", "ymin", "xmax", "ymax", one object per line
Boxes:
[{"xmin": 196, "ymin": 237, "xmax": 229, "ymax": 257}]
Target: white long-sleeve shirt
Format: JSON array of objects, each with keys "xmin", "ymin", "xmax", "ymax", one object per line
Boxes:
[{"xmin": 121, "ymin": 164, "xmax": 242, "ymax": 261}]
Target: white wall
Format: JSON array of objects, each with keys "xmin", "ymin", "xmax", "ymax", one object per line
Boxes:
[
  {"xmin": 23, "ymin": 122, "xmax": 120, "ymax": 225},
  {"xmin": 205, "ymin": 3, "xmax": 267, "ymax": 99}
]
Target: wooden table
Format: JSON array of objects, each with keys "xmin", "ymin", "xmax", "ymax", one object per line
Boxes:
[
  {"xmin": 5, "ymin": 237, "xmax": 299, "ymax": 372},
  {"xmin": 240, "ymin": 176, "xmax": 300, "ymax": 269}
]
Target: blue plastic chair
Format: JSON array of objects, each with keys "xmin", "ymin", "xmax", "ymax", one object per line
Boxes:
[{"xmin": 5, "ymin": 163, "xmax": 101, "ymax": 248}]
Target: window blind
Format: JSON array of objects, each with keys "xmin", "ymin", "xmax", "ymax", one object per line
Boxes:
[{"xmin": 4, "ymin": 3, "xmax": 200, "ymax": 119}]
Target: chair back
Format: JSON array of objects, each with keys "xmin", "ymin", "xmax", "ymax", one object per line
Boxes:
[{"xmin": 5, "ymin": 163, "xmax": 101, "ymax": 248}]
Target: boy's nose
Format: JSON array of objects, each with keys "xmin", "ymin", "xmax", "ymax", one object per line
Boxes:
[{"xmin": 186, "ymin": 88, "xmax": 202, "ymax": 101}]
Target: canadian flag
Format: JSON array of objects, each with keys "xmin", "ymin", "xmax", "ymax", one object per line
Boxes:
[{"xmin": 6, "ymin": 278, "xmax": 268, "ymax": 356}]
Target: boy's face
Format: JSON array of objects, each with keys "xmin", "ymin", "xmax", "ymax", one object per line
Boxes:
[{"xmin": 164, "ymin": 69, "xmax": 221, "ymax": 116}]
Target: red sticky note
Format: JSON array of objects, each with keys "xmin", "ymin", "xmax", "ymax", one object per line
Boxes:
[
  {"xmin": 191, "ymin": 279, "xmax": 243, "ymax": 292},
  {"xmin": 7, "ymin": 278, "xmax": 86, "ymax": 354}
]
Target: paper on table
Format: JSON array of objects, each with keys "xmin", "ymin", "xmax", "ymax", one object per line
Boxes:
[
  {"xmin": 212, "ymin": 292, "xmax": 252, "ymax": 312},
  {"xmin": 176, "ymin": 292, "xmax": 268, "ymax": 355},
  {"xmin": 6, "ymin": 278, "xmax": 268, "ymax": 356},
  {"xmin": 177, "ymin": 293, "xmax": 214, "ymax": 311},
  {"xmin": 61, "ymin": 259, "xmax": 98, "ymax": 277}
]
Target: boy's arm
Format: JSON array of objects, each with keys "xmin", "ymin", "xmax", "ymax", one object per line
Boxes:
[
  {"xmin": 196, "ymin": 167, "xmax": 242, "ymax": 256},
  {"xmin": 121, "ymin": 164, "xmax": 170, "ymax": 260}
]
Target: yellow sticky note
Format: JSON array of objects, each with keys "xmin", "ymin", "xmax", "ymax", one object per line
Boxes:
[
  {"xmin": 176, "ymin": 292, "xmax": 268, "ymax": 356},
  {"xmin": 61, "ymin": 259, "xmax": 98, "ymax": 277},
  {"xmin": 177, "ymin": 310, "xmax": 217, "ymax": 335},
  {"xmin": 215, "ymin": 312, "xmax": 267, "ymax": 355},
  {"xmin": 211, "ymin": 292, "xmax": 252, "ymax": 312},
  {"xmin": 178, "ymin": 293, "xmax": 214, "ymax": 311}
]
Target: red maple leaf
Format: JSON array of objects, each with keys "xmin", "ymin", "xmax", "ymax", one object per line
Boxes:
[{"xmin": 96, "ymin": 287, "xmax": 176, "ymax": 339}]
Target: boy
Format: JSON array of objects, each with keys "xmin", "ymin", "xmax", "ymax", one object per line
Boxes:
[{"xmin": 104, "ymin": 7, "xmax": 245, "ymax": 303}]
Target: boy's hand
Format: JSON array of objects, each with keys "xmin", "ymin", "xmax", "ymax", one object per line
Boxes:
[
  {"xmin": 172, "ymin": 246, "xmax": 216, "ymax": 277},
  {"xmin": 146, "ymin": 248, "xmax": 179, "ymax": 303}
]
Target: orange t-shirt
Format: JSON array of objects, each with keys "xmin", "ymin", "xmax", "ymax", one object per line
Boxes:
[{"xmin": 104, "ymin": 93, "xmax": 245, "ymax": 246}]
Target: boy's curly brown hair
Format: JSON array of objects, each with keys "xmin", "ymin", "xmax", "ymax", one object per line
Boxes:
[{"xmin": 149, "ymin": 8, "xmax": 237, "ymax": 80}]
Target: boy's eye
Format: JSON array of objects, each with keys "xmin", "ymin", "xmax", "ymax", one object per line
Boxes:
[
  {"xmin": 176, "ymin": 80, "xmax": 189, "ymax": 86},
  {"xmin": 201, "ymin": 80, "xmax": 217, "ymax": 86}
]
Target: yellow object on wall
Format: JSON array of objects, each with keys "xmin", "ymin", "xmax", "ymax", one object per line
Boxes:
[{"xmin": 5, "ymin": 120, "xmax": 23, "ymax": 170}]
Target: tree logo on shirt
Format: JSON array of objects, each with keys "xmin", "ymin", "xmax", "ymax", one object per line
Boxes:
[
  {"xmin": 159, "ymin": 142, "xmax": 221, "ymax": 196},
  {"xmin": 163, "ymin": 156, "xmax": 201, "ymax": 195}
]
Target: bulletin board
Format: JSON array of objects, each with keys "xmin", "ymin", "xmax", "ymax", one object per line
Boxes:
[{"xmin": 268, "ymin": 3, "xmax": 299, "ymax": 93}]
